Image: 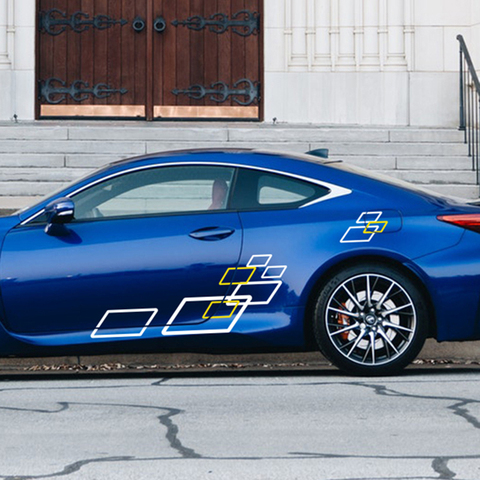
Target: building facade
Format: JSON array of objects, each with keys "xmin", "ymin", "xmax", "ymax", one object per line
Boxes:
[{"xmin": 0, "ymin": 0, "xmax": 478, "ymax": 126}]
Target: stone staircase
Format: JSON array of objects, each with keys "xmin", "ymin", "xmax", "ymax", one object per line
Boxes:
[{"xmin": 0, "ymin": 122, "xmax": 476, "ymax": 212}]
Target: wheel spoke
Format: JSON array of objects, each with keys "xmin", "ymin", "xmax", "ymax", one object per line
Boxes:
[
  {"xmin": 383, "ymin": 320, "xmax": 414, "ymax": 334},
  {"xmin": 383, "ymin": 303, "xmax": 413, "ymax": 316},
  {"xmin": 383, "ymin": 334, "xmax": 391, "ymax": 359},
  {"xmin": 369, "ymin": 331, "xmax": 377, "ymax": 364},
  {"xmin": 338, "ymin": 338, "xmax": 356, "ymax": 351},
  {"xmin": 327, "ymin": 306, "xmax": 359, "ymax": 318},
  {"xmin": 365, "ymin": 275, "xmax": 373, "ymax": 308},
  {"xmin": 378, "ymin": 327, "xmax": 400, "ymax": 355},
  {"xmin": 376, "ymin": 280, "xmax": 395, "ymax": 309},
  {"xmin": 347, "ymin": 329, "xmax": 367, "ymax": 357},
  {"xmin": 366, "ymin": 275, "xmax": 372, "ymax": 307},
  {"xmin": 330, "ymin": 323, "xmax": 360, "ymax": 337},
  {"xmin": 342, "ymin": 284, "xmax": 363, "ymax": 310}
]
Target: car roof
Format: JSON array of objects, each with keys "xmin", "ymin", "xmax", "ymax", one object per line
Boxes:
[{"xmin": 107, "ymin": 148, "xmax": 327, "ymax": 169}]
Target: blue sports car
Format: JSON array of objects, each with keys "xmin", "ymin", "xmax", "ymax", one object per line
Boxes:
[{"xmin": 0, "ymin": 148, "xmax": 479, "ymax": 375}]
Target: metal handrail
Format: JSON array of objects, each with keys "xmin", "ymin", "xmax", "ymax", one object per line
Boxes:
[{"xmin": 457, "ymin": 34, "xmax": 480, "ymax": 182}]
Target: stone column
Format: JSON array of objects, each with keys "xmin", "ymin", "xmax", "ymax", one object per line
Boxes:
[
  {"xmin": 361, "ymin": 0, "xmax": 380, "ymax": 70},
  {"xmin": 289, "ymin": 0, "xmax": 308, "ymax": 70},
  {"xmin": 0, "ymin": 0, "xmax": 11, "ymax": 68},
  {"xmin": 313, "ymin": 0, "xmax": 331, "ymax": 70},
  {"xmin": 337, "ymin": 0, "xmax": 355, "ymax": 70},
  {"xmin": 329, "ymin": 0, "xmax": 340, "ymax": 70},
  {"xmin": 385, "ymin": 0, "xmax": 407, "ymax": 70},
  {"xmin": 353, "ymin": 0, "xmax": 363, "ymax": 70},
  {"xmin": 403, "ymin": 0, "xmax": 414, "ymax": 71}
]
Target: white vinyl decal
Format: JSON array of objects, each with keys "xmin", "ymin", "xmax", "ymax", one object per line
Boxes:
[
  {"xmin": 91, "ymin": 255, "xmax": 286, "ymax": 339},
  {"xmin": 91, "ymin": 308, "xmax": 158, "ymax": 339},
  {"xmin": 340, "ymin": 211, "xmax": 389, "ymax": 244}
]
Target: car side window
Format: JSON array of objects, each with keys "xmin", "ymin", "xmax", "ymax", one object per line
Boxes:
[
  {"xmin": 71, "ymin": 165, "xmax": 235, "ymax": 220},
  {"xmin": 231, "ymin": 168, "xmax": 329, "ymax": 210}
]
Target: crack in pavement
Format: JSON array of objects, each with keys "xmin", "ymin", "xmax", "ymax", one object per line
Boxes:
[
  {"xmin": 158, "ymin": 407, "xmax": 201, "ymax": 458},
  {"xmin": 0, "ymin": 400, "xmax": 201, "ymax": 478},
  {"xmin": 432, "ymin": 457, "xmax": 456, "ymax": 479},
  {"xmin": 1, "ymin": 456, "xmax": 134, "ymax": 480},
  {"xmin": 1, "ymin": 452, "xmax": 478, "ymax": 480},
  {"xmin": 355, "ymin": 381, "xmax": 480, "ymax": 432},
  {"xmin": 0, "ymin": 402, "xmax": 69, "ymax": 414},
  {"xmin": 0, "ymin": 398, "xmax": 200, "ymax": 460}
]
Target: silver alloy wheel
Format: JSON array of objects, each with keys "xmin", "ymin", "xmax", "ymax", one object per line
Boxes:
[{"xmin": 325, "ymin": 273, "xmax": 417, "ymax": 366}]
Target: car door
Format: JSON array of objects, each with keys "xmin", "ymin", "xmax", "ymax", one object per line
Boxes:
[{"xmin": 0, "ymin": 165, "xmax": 242, "ymax": 338}]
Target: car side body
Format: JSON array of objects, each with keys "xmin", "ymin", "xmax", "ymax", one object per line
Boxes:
[{"xmin": 0, "ymin": 149, "xmax": 478, "ymax": 374}]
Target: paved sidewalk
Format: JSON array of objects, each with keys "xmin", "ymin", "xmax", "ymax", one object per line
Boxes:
[{"xmin": 0, "ymin": 339, "xmax": 479, "ymax": 374}]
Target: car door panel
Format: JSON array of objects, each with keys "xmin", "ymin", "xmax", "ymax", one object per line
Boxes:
[{"xmin": 0, "ymin": 212, "xmax": 242, "ymax": 335}]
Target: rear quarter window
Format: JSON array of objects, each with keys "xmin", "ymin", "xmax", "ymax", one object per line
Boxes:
[{"xmin": 231, "ymin": 168, "xmax": 329, "ymax": 210}]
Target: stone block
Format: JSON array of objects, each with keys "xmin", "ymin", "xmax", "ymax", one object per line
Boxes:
[
  {"xmin": 229, "ymin": 128, "xmax": 390, "ymax": 143},
  {"xmin": 418, "ymin": 184, "xmax": 479, "ymax": 199},
  {"xmin": 396, "ymin": 156, "xmax": 472, "ymax": 170},
  {"xmin": 390, "ymin": 129, "xmax": 464, "ymax": 143},
  {"xmin": 0, "ymin": 140, "xmax": 146, "ymax": 155},
  {"xmin": 68, "ymin": 126, "xmax": 228, "ymax": 142},
  {"xmin": 0, "ymin": 154, "xmax": 64, "ymax": 167},
  {"xmin": 376, "ymin": 169, "xmax": 476, "ymax": 184},
  {"xmin": 0, "ymin": 126, "xmax": 68, "ymax": 140},
  {"xmin": 314, "ymin": 142, "xmax": 468, "ymax": 156},
  {"xmin": 0, "ymin": 167, "xmax": 92, "ymax": 182}
]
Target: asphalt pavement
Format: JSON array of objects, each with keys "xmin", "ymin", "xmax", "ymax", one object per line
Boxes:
[{"xmin": 1, "ymin": 371, "xmax": 480, "ymax": 479}]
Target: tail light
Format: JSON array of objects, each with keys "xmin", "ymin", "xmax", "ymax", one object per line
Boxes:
[{"xmin": 437, "ymin": 214, "xmax": 480, "ymax": 234}]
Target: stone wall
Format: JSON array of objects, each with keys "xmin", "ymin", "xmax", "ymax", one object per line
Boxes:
[
  {"xmin": 264, "ymin": 0, "xmax": 478, "ymax": 126},
  {"xmin": 0, "ymin": 0, "xmax": 35, "ymax": 122}
]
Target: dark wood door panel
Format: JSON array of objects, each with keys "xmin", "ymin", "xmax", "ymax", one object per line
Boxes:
[
  {"xmin": 38, "ymin": 0, "xmax": 148, "ymax": 118},
  {"xmin": 37, "ymin": 0, "xmax": 262, "ymax": 120},
  {"xmin": 153, "ymin": 0, "xmax": 261, "ymax": 119}
]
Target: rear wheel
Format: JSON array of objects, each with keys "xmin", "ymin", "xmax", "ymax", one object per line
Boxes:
[{"xmin": 314, "ymin": 263, "xmax": 428, "ymax": 376}]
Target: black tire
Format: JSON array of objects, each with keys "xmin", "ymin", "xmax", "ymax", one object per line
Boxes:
[{"xmin": 314, "ymin": 263, "xmax": 428, "ymax": 376}]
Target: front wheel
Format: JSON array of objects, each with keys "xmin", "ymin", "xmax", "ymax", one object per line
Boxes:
[{"xmin": 314, "ymin": 264, "xmax": 428, "ymax": 376}]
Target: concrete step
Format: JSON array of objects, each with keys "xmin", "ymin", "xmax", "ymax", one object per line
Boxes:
[
  {"xmin": 376, "ymin": 170, "xmax": 477, "ymax": 185},
  {"xmin": 389, "ymin": 129, "xmax": 465, "ymax": 143},
  {"xmin": 0, "ymin": 181, "xmax": 67, "ymax": 196},
  {"xmin": 0, "ymin": 140, "xmax": 146, "ymax": 155},
  {"xmin": 0, "ymin": 154, "xmax": 65, "ymax": 167},
  {"xmin": 0, "ymin": 124, "xmax": 463, "ymax": 143},
  {"xmin": 318, "ymin": 142, "xmax": 468, "ymax": 157},
  {"xmin": 417, "ymin": 184, "xmax": 479, "ymax": 198},
  {"xmin": 0, "ymin": 140, "xmax": 466, "ymax": 157},
  {"xmin": 0, "ymin": 123, "xmax": 476, "ymax": 208},
  {"xmin": 0, "ymin": 167, "xmax": 92, "ymax": 182},
  {"xmin": 338, "ymin": 156, "xmax": 473, "ymax": 170}
]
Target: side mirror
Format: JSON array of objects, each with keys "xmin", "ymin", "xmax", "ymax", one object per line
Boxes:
[{"xmin": 44, "ymin": 197, "xmax": 75, "ymax": 235}]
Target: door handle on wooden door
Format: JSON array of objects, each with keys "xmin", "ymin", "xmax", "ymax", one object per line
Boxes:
[
  {"xmin": 154, "ymin": 16, "xmax": 166, "ymax": 33},
  {"xmin": 132, "ymin": 16, "xmax": 146, "ymax": 32}
]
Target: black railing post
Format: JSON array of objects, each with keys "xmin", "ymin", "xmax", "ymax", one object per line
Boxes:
[
  {"xmin": 459, "ymin": 46, "xmax": 466, "ymax": 131},
  {"xmin": 478, "ymin": 98, "xmax": 480, "ymax": 183},
  {"xmin": 457, "ymin": 34, "xmax": 480, "ymax": 185}
]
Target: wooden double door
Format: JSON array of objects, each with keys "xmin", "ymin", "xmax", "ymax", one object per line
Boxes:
[{"xmin": 37, "ymin": 0, "xmax": 262, "ymax": 120}]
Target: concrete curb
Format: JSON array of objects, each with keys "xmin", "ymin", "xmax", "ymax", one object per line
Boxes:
[{"xmin": 0, "ymin": 339, "xmax": 479, "ymax": 372}]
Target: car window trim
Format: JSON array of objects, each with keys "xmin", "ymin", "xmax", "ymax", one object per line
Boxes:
[{"xmin": 20, "ymin": 162, "xmax": 352, "ymax": 226}]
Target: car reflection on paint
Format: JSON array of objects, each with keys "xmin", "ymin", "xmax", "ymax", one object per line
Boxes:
[{"xmin": 1, "ymin": 148, "xmax": 480, "ymax": 376}]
